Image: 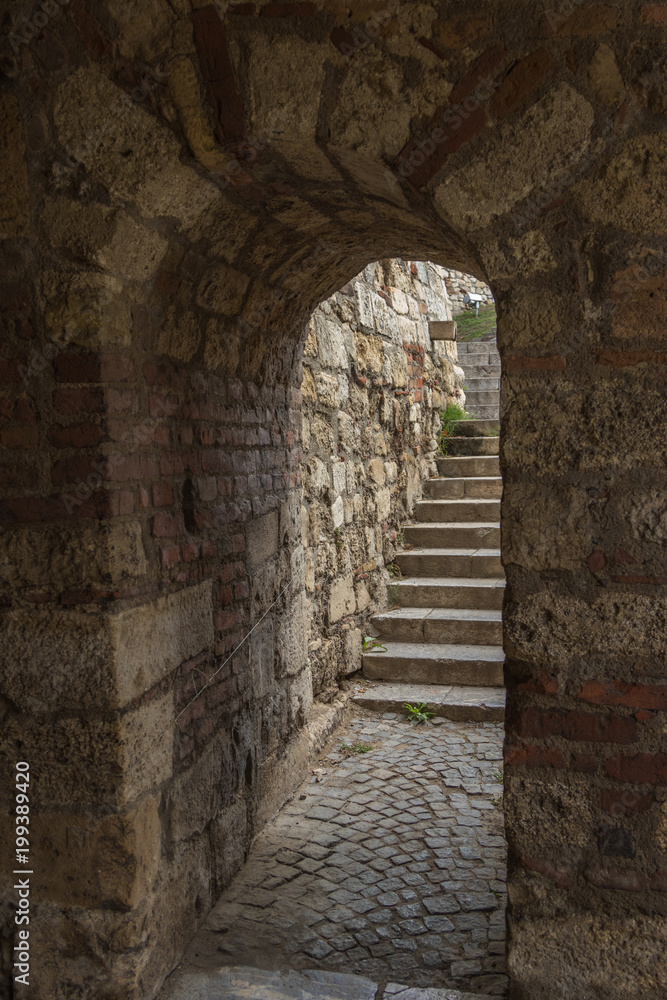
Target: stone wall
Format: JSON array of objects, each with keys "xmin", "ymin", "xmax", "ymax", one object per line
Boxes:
[
  {"xmin": 2, "ymin": 5, "xmax": 667, "ymax": 998},
  {"xmin": 442, "ymin": 269, "xmax": 495, "ymax": 317},
  {"xmin": 301, "ymin": 259, "xmax": 462, "ymax": 696}
]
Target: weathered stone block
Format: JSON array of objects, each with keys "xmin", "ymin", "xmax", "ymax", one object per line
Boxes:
[
  {"xmin": 247, "ymin": 511, "xmax": 280, "ymax": 572},
  {"xmin": 329, "ymin": 576, "xmax": 356, "ymax": 622}
]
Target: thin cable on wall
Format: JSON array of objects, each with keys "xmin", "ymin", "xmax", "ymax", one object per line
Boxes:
[{"xmin": 175, "ymin": 574, "xmax": 296, "ymax": 721}]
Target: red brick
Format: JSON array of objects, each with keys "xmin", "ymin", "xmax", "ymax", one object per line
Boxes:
[
  {"xmin": 67, "ymin": 0, "xmax": 112, "ymax": 56},
  {"xmin": 396, "ymin": 104, "xmax": 488, "ymax": 189},
  {"xmin": 596, "ymin": 348, "xmax": 667, "ymax": 367},
  {"xmin": 504, "ymin": 743, "xmax": 566, "ymax": 769},
  {"xmin": 517, "ymin": 672, "xmax": 559, "ymax": 694},
  {"xmin": 587, "ymin": 549, "xmax": 606, "ymax": 572},
  {"xmin": 515, "ymin": 708, "xmax": 637, "ymax": 745},
  {"xmin": 521, "ymin": 856, "xmax": 573, "ymax": 888},
  {"xmin": 540, "ymin": 5, "xmax": 618, "ymax": 36},
  {"xmin": 229, "ymin": 2, "xmax": 255, "ymax": 12},
  {"xmin": 613, "ymin": 548, "xmax": 636, "ymax": 565},
  {"xmin": 104, "ymin": 388, "xmax": 139, "ymax": 414},
  {"xmin": 53, "ymin": 387, "xmax": 104, "ymax": 415},
  {"xmin": 152, "ymin": 511, "xmax": 184, "ymax": 537},
  {"xmin": 51, "ymin": 455, "xmax": 106, "ymax": 486},
  {"xmin": 47, "ymin": 422, "xmax": 105, "ymax": 448},
  {"xmin": 449, "ymin": 45, "xmax": 507, "ymax": 105},
  {"xmin": 107, "ymin": 454, "xmax": 160, "ymax": 482},
  {"xmin": 569, "ymin": 752, "xmax": 599, "ymax": 773},
  {"xmin": 161, "ymin": 545, "xmax": 180, "ymax": 568},
  {"xmin": 586, "ymin": 866, "xmax": 648, "ymax": 892},
  {"xmin": 149, "ymin": 393, "xmax": 180, "ymax": 418},
  {"xmin": 651, "ymin": 870, "xmax": 667, "ymax": 891},
  {"xmin": 641, "ymin": 4, "xmax": 667, "ymax": 21},
  {"xmin": 601, "ymin": 788, "xmax": 654, "ymax": 816},
  {"xmin": 0, "ymin": 462, "xmax": 40, "ymax": 491},
  {"xmin": 14, "ymin": 399, "xmax": 37, "ymax": 422},
  {"xmin": 605, "ymin": 753, "xmax": 667, "ymax": 785},
  {"xmin": 504, "ymin": 355, "xmax": 566, "ymax": 372},
  {"xmin": 489, "ymin": 48, "xmax": 555, "ymax": 120},
  {"xmin": 0, "ymin": 359, "xmax": 21, "ymax": 386},
  {"xmin": 152, "ymin": 481, "xmax": 174, "ymax": 508},
  {"xmin": 579, "ymin": 679, "xmax": 667, "ymax": 711},
  {"xmin": 1, "ymin": 426, "xmax": 38, "ymax": 448},
  {"xmin": 190, "ymin": 5, "xmax": 245, "ymax": 142},
  {"xmin": 54, "ymin": 352, "xmax": 134, "ymax": 383},
  {"xmin": 417, "ymin": 36, "xmax": 447, "ymax": 60},
  {"xmin": 202, "ymin": 540, "xmax": 217, "ymax": 558}
]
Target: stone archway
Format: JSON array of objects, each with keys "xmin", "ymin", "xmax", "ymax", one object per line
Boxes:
[{"xmin": 1, "ymin": 4, "xmax": 666, "ymax": 998}]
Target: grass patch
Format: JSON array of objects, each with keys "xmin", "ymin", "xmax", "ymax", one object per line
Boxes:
[
  {"xmin": 455, "ymin": 303, "xmax": 497, "ymax": 342},
  {"xmin": 438, "ymin": 401, "xmax": 470, "ymax": 455}
]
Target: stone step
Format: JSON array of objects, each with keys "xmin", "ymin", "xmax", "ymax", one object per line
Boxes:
[
  {"xmin": 424, "ymin": 476, "xmax": 502, "ymax": 500},
  {"xmin": 404, "ymin": 522, "xmax": 500, "ymax": 548},
  {"xmin": 462, "ymin": 377, "xmax": 500, "ymax": 391},
  {"xmin": 458, "ymin": 340, "xmax": 498, "ymax": 354},
  {"xmin": 395, "ymin": 548, "xmax": 503, "ymax": 579},
  {"xmin": 460, "ymin": 364, "xmax": 501, "ymax": 379},
  {"xmin": 392, "ymin": 577, "xmax": 505, "ymax": 610},
  {"xmin": 455, "ymin": 419, "xmax": 500, "ymax": 437},
  {"xmin": 414, "ymin": 498, "xmax": 501, "ymax": 523},
  {"xmin": 363, "ymin": 640, "xmax": 504, "ymax": 686},
  {"xmin": 464, "ymin": 390, "xmax": 501, "ymax": 407},
  {"xmin": 444, "ymin": 436, "xmax": 499, "ymax": 456},
  {"xmin": 371, "ymin": 607, "xmax": 503, "ymax": 645},
  {"xmin": 462, "ymin": 405, "xmax": 500, "ymax": 420},
  {"xmin": 437, "ymin": 455, "xmax": 500, "ymax": 477},
  {"xmin": 352, "ymin": 680, "xmax": 505, "ymax": 723}
]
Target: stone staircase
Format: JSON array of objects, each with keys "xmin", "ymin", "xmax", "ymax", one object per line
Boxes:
[
  {"xmin": 354, "ymin": 340, "xmax": 504, "ymax": 722},
  {"xmin": 457, "ymin": 332, "xmax": 500, "ymax": 420}
]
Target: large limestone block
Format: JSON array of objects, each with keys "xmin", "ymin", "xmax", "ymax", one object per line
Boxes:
[
  {"xmin": 247, "ymin": 510, "xmax": 280, "ymax": 572},
  {"xmin": 435, "ymin": 84, "xmax": 594, "ymax": 231},
  {"xmin": 329, "ymin": 576, "xmax": 356, "ymax": 622},
  {"xmin": 0, "ymin": 520, "xmax": 146, "ymax": 590},
  {"xmin": 54, "ymin": 67, "xmax": 218, "ymax": 228},
  {"xmin": 0, "ymin": 795, "xmax": 161, "ymax": 909},
  {"xmin": 0, "ymin": 581, "xmax": 214, "ymax": 711},
  {"xmin": 0, "ymin": 693, "xmax": 173, "ymax": 808}
]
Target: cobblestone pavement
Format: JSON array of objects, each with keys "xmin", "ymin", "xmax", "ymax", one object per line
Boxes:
[{"xmin": 161, "ymin": 713, "xmax": 507, "ymax": 999}]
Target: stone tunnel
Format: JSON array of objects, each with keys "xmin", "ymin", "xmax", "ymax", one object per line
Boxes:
[{"xmin": 1, "ymin": 1, "xmax": 667, "ymax": 997}]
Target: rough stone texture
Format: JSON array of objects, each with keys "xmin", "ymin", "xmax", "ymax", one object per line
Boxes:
[
  {"xmin": 303, "ymin": 260, "xmax": 463, "ymax": 693},
  {"xmin": 0, "ymin": 3, "xmax": 666, "ymax": 997},
  {"xmin": 159, "ymin": 712, "xmax": 506, "ymax": 998}
]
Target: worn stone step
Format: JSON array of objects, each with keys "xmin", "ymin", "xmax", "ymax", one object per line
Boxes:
[
  {"xmin": 353, "ymin": 680, "xmax": 505, "ymax": 723},
  {"xmin": 363, "ymin": 640, "xmax": 504, "ymax": 686},
  {"xmin": 464, "ymin": 391, "xmax": 501, "ymax": 409},
  {"xmin": 424, "ymin": 476, "xmax": 502, "ymax": 500},
  {"xmin": 462, "ymin": 405, "xmax": 500, "ymax": 420},
  {"xmin": 395, "ymin": 548, "xmax": 503, "ymax": 579},
  {"xmin": 455, "ymin": 419, "xmax": 500, "ymax": 437},
  {"xmin": 414, "ymin": 498, "xmax": 501, "ymax": 523},
  {"xmin": 404, "ymin": 522, "xmax": 500, "ymax": 548},
  {"xmin": 462, "ymin": 377, "xmax": 500, "ymax": 391},
  {"xmin": 371, "ymin": 607, "xmax": 503, "ymax": 645},
  {"xmin": 444, "ymin": 436, "xmax": 499, "ymax": 456},
  {"xmin": 460, "ymin": 364, "xmax": 501, "ymax": 379},
  {"xmin": 437, "ymin": 455, "xmax": 500, "ymax": 477},
  {"xmin": 458, "ymin": 339, "xmax": 498, "ymax": 353},
  {"xmin": 392, "ymin": 577, "xmax": 505, "ymax": 610}
]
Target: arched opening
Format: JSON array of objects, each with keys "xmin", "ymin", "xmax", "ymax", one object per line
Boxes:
[{"xmin": 2, "ymin": 9, "xmax": 665, "ymax": 1000}]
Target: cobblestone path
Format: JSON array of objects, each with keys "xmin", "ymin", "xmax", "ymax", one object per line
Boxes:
[{"xmin": 160, "ymin": 712, "xmax": 507, "ymax": 1000}]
